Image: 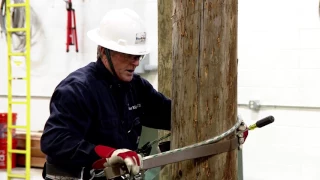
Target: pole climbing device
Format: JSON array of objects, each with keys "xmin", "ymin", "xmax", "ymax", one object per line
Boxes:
[{"xmin": 91, "ymin": 115, "xmax": 275, "ymax": 180}]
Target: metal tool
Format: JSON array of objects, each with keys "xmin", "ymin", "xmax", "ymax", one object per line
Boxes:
[
  {"xmin": 103, "ymin": 116, "xmax": 275, "ymax": 180},
  {"xmin": 137, "ymin": 132, "xmax": 171, "ymax": 157}
]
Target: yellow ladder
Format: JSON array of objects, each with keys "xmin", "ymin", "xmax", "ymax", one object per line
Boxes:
[{"xmin": 5, "ymin": 0, "xmax": 31, "ymax": 179}]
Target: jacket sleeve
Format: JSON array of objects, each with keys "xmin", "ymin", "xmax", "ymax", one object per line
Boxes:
[
  {"xmin": 139, "ymin": 78, "xmax": 171, "ymax": 131},
  {"xmin": 40, "ymin": 82, "xmax": 100, "ymax": 167}
]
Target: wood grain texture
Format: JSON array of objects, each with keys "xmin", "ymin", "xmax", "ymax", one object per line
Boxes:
[
  {"xmin": 171, "ymin": 0, "xmax": 238, "ymax": 179},
  {"xmin": 158, "ymin": 0, "xmax": 173, "ymax": 179}
]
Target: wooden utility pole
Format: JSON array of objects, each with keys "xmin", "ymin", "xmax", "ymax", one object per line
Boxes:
[
  {"xmin": 157, "ymin": 0, "xmax": 172, "ymax": 179},
  {"xmin": 170, "ymin": 1, "xmax": 238, "ymax": 179}
]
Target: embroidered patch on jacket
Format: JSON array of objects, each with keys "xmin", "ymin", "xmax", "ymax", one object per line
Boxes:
[{"xmin": 128, "ymin": 103, "xmax": 141, "ymax": 110}]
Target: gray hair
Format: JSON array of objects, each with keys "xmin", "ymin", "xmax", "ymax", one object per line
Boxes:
[{"xmin": 97, "ymin": 46, "xmax": 101, "ymax": 59}]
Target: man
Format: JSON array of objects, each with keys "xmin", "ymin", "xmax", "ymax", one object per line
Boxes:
[
  {"xmin": 41, "ymin": 8, "xmax": 248, "ymax": 180},
  {"xmin": 40, "ymin": 8, "xmax": 171, "ymax": 180}
]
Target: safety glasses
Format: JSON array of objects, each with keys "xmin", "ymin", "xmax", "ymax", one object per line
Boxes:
[
  {"xmin": 120, "ymin": 53, "xmax": 145, "ymax": 62},
  {"xmin": 110, "ymin": 50, "xmax": 145, "ymax": 61}
]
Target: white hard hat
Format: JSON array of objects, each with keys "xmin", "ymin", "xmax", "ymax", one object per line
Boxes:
[{"xmin": 87, "ymin": 8, "xmax": 149, "ymax": 55}]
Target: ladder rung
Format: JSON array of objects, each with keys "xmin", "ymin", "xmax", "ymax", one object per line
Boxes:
[
  {"xmin": 9, "ymin": 52, "xmax": 26, "ymax": 56},
  {"xmin": 7, "ymin": 28, "xmax": 27, "ymax": 32},
  {"xmin": 10, "ymin": 101, "xmax": 27, "ymax": 105},
  {"xmin": 8, "ymin": 125, "xmax": 27, "ymax": 129},
  {"xmin": 6, "ymin": 3, "xmax": 27, "ymax": 7},
  {"xmin": 10, "ymin": 77, "xmax": 27, "ymax": 80},
  {"xmin": 8, "ymin": 149, "xmax": 27, "ymax": 154},
  {"xmin": 7, "ymin": 173, "xmax": 26, "ymax": 179}
]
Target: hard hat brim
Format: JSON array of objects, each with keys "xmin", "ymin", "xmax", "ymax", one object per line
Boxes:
[{"xmin": 87, "ymin": 28, "xmax": 150, "ymax": 56}]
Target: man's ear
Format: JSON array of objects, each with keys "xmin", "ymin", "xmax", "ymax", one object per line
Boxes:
[{"xmin": 99, "ymin": 46, "xmax": 105, "ymax": 55}]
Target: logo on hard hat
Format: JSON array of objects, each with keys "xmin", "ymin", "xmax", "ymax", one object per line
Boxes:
[{"xmin": 135, "ymin": 32, "xmax": 146, "ymax": 44}]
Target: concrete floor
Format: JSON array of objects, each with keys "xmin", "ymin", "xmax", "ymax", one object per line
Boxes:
[
  {"xmin": 0, "ymin": 167, "xmax": 161, "ymax": 180},
  {"xmin": 0, "ymin": 167, "xmax": 43, "ymax": 180}
]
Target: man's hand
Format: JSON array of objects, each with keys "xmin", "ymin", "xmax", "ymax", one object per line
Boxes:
[
  {"xmin": 92, "ymin": 145, "xmax": 142, "ymax": 175},
  {"xmin": 237, "ymin": 120, "xmax": 249, "ymax": 150}
]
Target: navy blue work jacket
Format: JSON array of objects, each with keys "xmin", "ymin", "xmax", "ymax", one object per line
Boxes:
[{"xmin": 40, "ymin": 59, "xmax": 171, "ymax": 169}]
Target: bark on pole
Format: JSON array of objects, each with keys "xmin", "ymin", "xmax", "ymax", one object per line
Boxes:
[
  {"xmin": 171, "ymin": 1, "xmax": 238, "ymax": 179},
  {"xmin": 157, "ymin": 1, "xmax": 172, "ymax": 179}
]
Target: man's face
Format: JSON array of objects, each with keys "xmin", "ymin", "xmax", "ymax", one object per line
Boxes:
[{"xmin": 110, "ymin": 51, "xmax": 143, "ymax": 82}]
